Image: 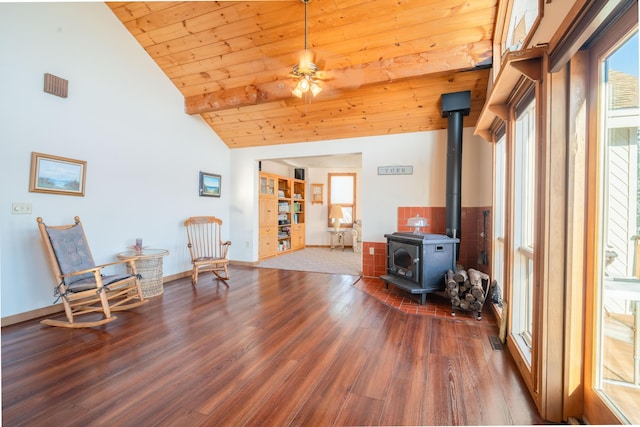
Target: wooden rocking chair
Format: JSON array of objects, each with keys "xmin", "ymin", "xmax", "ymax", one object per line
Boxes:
[
  {"xmin": 37, "ymin": 216, "xmax": 148, "ymax": 328},
  {"xmin": 184, "ymin": 216, "xmax": 231, "ymax": 285}
]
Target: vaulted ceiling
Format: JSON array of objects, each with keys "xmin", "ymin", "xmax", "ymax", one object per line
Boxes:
[{"xmin": 107, "ymin": 0, "xmax": 496, "ymax": 149}]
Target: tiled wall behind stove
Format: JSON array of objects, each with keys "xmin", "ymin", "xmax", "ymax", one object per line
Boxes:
[{"xmin": 362, "ymin": 206, "xmax": 492, "ymax": 278}]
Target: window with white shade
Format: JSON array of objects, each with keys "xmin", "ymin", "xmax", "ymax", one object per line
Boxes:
[{"xmin": 327, "ymin": 173, "xmax": 355, "ymax": 228}]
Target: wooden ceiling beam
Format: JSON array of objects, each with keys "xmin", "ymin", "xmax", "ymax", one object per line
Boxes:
[
  {"xmin": 204, "ymin": 69, "xmax": 488, "ymax": 123},
  {"xmin": 184, "ymin": 42, "xmax": 492, "ymax": 114}
]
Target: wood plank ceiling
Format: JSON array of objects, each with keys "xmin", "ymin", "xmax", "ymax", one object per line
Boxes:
[{"xmin": 107, "ymin": 0, "xmax": 496, "ymax": 149}]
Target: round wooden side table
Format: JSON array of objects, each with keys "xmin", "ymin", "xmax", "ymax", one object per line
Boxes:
[{"xmin": 117, "ymin": 248, "xmax": 169, "ymax": 297}]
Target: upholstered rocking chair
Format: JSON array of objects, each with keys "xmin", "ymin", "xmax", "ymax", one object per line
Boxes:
[
  {"xmin": 37, "ymin": 216, "xmax": 148, "ymax": 328},
  {"xmin": 184, "ymin": 216, "xmax": 231, "ymax": 285}
]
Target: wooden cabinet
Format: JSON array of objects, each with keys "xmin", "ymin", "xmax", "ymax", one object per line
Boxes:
[
  {"xmin": 259, "ymin": 225, "xmax": 277, "ymax": 259},
  {"xmin": 259, "ymin": 198, "xmax": 277, "ymax": 226},
  {"xmin": 259, "ymin": 174, "xmax": 276, "ymax": 197},
  {"xmin": 291, "ymin": 224, "xmax": 305, "ymax": 250},
  {"xmin": 259, "ymin": 172, "xmax": 305, "ymax": 259},
  {"xmin": 259, "ymin": 180, "xmax": 278, "ymax": 259},
  {"xmin": 311, "ymin": 183, "xmax": 323, "ymax": 204}
]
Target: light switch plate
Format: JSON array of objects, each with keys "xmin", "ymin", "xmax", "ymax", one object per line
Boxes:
[{"xmin": 12, "ymin": 203, "xmax": 32, "ymax": 214}]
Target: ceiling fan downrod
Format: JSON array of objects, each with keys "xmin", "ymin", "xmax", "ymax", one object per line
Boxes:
[{"xmin": 292, "ymin": 0, "xmax": 321, "ymax": 98}]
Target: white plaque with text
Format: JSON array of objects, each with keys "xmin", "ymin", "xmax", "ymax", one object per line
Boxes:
[{"xmin": 377, "ymin": 165, "xmax": 413, "ymax": 175}]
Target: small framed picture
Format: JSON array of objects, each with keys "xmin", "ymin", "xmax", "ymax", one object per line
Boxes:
[
  {"xmin": 311, "ymin": 183, "xmax": 323, "ymax": 204},
  {"xmin": 199, "ymin": 171, "xmax": 221, "ymax": 197},
  {"xmin": 29, "ymin": 152, "xmax": 86, "ymax": 196}
]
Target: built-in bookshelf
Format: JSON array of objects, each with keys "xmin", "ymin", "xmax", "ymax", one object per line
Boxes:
[{"xmin": 259, "ymin": 172, "xmax": 305, "ymax": 259}]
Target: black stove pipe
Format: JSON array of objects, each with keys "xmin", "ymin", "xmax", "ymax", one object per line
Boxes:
[{"xmin": 441, "ymin": 91, "xmax": 471, "ymax": 259}]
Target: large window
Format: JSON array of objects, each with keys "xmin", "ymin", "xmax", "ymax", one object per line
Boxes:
[
  {"xmin": 327, "ymin": 173, "xmax": 356, "ymax": 228},
  {"xmin": 478, "ymin": 1, "xmax": 637, "ymax": 422},
  {"xmin": 493, "ymin": 132, "xmax": 506, "ymax": 311},
  {"xmin": 511, "ymin": 91, "xmax": 536, "ymax": 357},
  {"xmin": 591, "ymin": 28, "xmax": 639, "ymax": 424}
]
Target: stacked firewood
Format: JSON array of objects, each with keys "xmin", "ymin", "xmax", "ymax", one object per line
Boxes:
[{"xmin": 446, "ymin": 268, "xmax": 490, "ymax": 320}]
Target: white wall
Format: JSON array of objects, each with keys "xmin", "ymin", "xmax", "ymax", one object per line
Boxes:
[
  {"xmin": 229, "ymin": 128, "xmax": 492, "ymax": 263},
  {"xmin": 0, "ymin": 3, "xmax": 230, "ymax": 317}
]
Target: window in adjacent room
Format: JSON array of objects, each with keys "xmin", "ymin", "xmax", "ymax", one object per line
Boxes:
[{"xmin": 327, "ymin": 173, "xmax": 355, "ymax": 228}]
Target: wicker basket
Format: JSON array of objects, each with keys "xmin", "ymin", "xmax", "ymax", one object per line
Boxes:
[{"xmin": 127, "ymin": 257, "xmax": 164, "ymax": 297}]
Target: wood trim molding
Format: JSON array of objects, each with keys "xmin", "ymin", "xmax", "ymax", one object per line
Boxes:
[
  {"xmin": 229, "ymin": 260, "xmax": 258, "ymax": 268},
  {"xmin": 548, "ymin": 0, "xmax": 637, "ymax": 73},
  {"xmin": 1, "ymin": 304, "xmax": 64, "ymax": 327},
  {"xmin": 163, "ymin": 271, "xmax": 191, "ymax": 282},
  {"xmin": 1, "ymin": 271, "xmax": 195, "ymax": 327},
  {"xmin": 562, "ymin": 50, "xmax": 589, "ymax": 420},
  {"xmin": 475, "ymin": 46, "xmax": 547, "ymax": 142}
]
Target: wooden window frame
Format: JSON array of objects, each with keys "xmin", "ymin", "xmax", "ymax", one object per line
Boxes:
[
  {"xmin": 477, "ymin": 45, "xmax": 565, "ymax": 420},
  {"xmin": 327, "ymin": 173, "xmax": 356, "ymax": 229},
  {"xmin": 492, "ymin": 130, "xmax": 507, "ymax": 321},
  {"xmin": 584, "ymin": 6, "xmax": 638, "ymax": 424}
]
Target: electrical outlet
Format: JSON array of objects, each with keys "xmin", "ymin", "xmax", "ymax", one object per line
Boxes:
[
  {"xmin": 369, "ymin": 247, "xmax": 375, "ymax": 255},
  {"xmin": 12, "ymin": 203, "xmax": 32, "ymax": 214}
]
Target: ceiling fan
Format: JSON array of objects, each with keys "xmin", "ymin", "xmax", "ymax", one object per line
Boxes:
[{"xmin": 290, "ymin": 0, "xmax": 323, "ymax": 99}]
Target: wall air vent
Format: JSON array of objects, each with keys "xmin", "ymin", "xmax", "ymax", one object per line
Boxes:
[{"xmin": 43, "ymin": 73, "xmax": 68, "ymax": 98}]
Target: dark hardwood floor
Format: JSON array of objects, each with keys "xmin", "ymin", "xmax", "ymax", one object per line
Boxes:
[{"xmin": 2, "ymin": 266, "xmax": 546, "ymax": 426}]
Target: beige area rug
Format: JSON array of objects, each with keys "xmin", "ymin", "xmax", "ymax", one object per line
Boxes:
[{"xmin": 256, "ymin": 247, "xmax": 362, "ymax": 276}]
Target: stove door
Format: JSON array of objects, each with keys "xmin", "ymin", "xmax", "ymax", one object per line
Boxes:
[{"xmin": 388, "ymin": 241, "xmax": 420, "ymax": 284}]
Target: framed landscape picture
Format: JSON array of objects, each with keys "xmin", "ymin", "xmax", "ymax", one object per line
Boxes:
[
  {"xmin": 29, "ymin": 152, "xmax": 86, "ymax": 196},
  {"xmin": 199, "ymin": 171, "xmax": 221, "ymax": 197}
]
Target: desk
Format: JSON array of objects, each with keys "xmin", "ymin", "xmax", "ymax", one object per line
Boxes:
[
  {"xmin": 605, "ymin": 278, "xmax": 640, "ymax": 386},
  {"xmin": 330, "ymin": 231, "xmax": 345, "ymax": 251},
  {"xmin": 117, "ymin": 248, "xmax": 169, "ymax": 297}
]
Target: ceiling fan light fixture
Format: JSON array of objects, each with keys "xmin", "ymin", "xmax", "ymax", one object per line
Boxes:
[
  {"xmin": 310, "ymin": 81, "xmax": 322, "ymax": 96},
  {"xmin": 299, "ymin": 77, "xmax": 311, "ymax": 92},
  {"xmin": 292, "ymin": 75, "xmax": 321, "ymax": 98},
  {"xmin": 292, "ymin": 77, "xmax": 308, "ymax": 98},
  {"xmin": 291, "ymin": 0, "xmax": 322, "ymax": 99}
]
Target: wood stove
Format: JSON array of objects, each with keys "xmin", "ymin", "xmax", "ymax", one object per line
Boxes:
[
  {"xmin": 380, "ymin": 232, "xmax": 458, "ymax": 304},
  {"xmin": 379, "ymin": 90, "xmax": 469, "ymax": 305}
]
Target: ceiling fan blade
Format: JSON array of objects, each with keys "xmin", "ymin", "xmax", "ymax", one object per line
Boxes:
[
  {"xmin": 318, "ymin": 67, "xmax": 365, "ymax": 91},
  {"xmin": 314, "ymin": 70, "xmax": 334, "ymax": 81}
]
